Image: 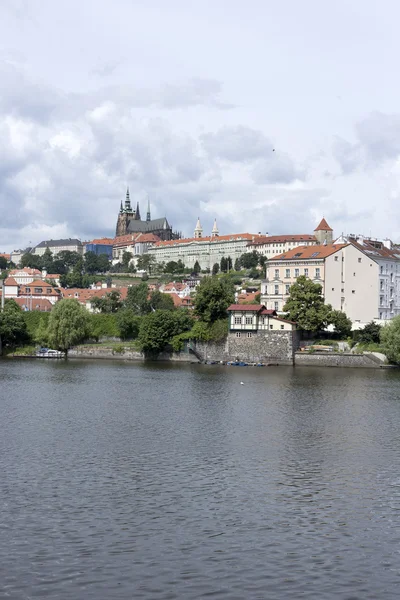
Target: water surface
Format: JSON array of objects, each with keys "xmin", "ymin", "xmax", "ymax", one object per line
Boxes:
[{"xmin": 1, "ymin": 359, "xmax": 400, "ymax": 599}]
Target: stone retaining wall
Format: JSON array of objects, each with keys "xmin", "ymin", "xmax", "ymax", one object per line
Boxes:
[
  {"xmin": 295, "ymin": 352, "xmax": 381, "ymax": 368},
  {"xmin": 68, "ymin": 346, "xmax": 195, "ymax": 362}
]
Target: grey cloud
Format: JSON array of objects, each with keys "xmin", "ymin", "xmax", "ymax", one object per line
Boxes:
[
  {"xmin": 252, "ymin": 154, "xmax": 305, "ymax": 184},
  {"xmin": 332, "ymin": 137, "xmax": 362, "ymax": 175},
  {"xmin": 201, "ymin": 126, "xmax": 273, "ymax": 162}
]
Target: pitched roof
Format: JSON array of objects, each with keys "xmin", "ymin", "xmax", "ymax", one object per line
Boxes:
[
  {"xmin": 270, "ymin": 244, "xmax": 346, "ymax": 261},
  {"xmin": 4, "ymin": 277, "xmax": 18, "ymax": 286},
  {"xmin": 127, "ymin": 217, "xmax": 170, "ymax": 233},
  {"xmin": 135, "ymin": 233, "xmax": 161, "ymax": 243},
  {"xmin": 248, "ymin": 234, "xmax": 316, "ymax": 246},
  {"xmin": 14, "ymin": 298, "xmax": 53, "ymax": 312},
  {"xmin": 227, "ymin": 304, "xmax": 265, "ymax": 312},
  {"xmin": 86, "ymin": 238, "xmax": 114, "ymax": 245},
  {"xmin": 0, "ymin": 253, "xmax": 10, "ymax": 260},
  {"xmin": 349, "ymin": 239, "xmax": 400, "ymax": 261},
  {"xmin": 260, "ymin": 309, "xmax": 278, "ymax": 315},
  {"xmin": 9, "ymin": 268, "xmax": 41, "ymax": 276},
  {"xmin": 155, "ymin": 233, "xmax": 255, "ymax": 247},
  {"xmin": 35, "ymin": 238, "xmax": 82, "ymax": 248},
  {"xmin": 314, "ymin": 218, "xmax": 333, "ymax": 232}
]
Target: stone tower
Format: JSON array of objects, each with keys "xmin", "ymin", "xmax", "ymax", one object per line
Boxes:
[
  {"xmin": 194, "ymin": 217, "xmax": 203, "ymax": 239},
  {"xmin": 211, "ymin": 218, "xmax": 219, "ymax": 238},
  {"xmin": 314, "ymin": 218, "xmax": 333, "ymax": 244},
  {"xmin": 116, "ymin": 188, "xmax": 135, "ymax": 236}
]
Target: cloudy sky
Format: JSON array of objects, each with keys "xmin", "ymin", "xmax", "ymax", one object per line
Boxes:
[{"xmin": 1, "ymin": 0, "xmax": 400, "ymax": 251}]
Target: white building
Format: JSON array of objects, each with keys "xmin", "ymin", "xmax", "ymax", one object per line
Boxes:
[
  {"xmin": 8, "ymin": 268, "xmax": 42, "ymax": 285},
  {"xmin": 148, "ymin": 219, "xmax": 258, "ymax": 270},
  {"xmin": 227, "ymin": 304, "xmax": 296, "ymax": 334},
  {"xmin": 33, "ymin": 238, "xmax": 83, "ymax": 256},
  {"xmin": 335, "ymin": 234, "xmax": 400, "ymax": 321},
  {"xmin": 261, "ymin": 243, "xmax": 379, "ymax": 326},
  {"xmin": 112, "ymin": 233, "xmax": 160, "ymax": 264}
]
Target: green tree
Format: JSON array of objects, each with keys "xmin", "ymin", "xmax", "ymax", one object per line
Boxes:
[
  {"xmin": 164, "ymin": 261, "xmax": 178, "ymax": 274},
  {"xmin": 116, "ymin": 309, "xmax": 141, "ymax": 340},
  {"xmin": 194, "ymin": 276, "xmax": 235, "ymax": 323},
  {"xmin": 330, "ymin": 309, "xmax": 352, "ymax": 338},
  {"xmin": 125, "ymin": 282, "xmax": 151, "ymax": 315},
  {"xmin": 239, "ymin": 250, "xmax": 260, "ymax": 269},
  {"xmin": 47, "ymin": 299, "xmax": 91, "ymax": 352},
  {"xmin": 380, "ymin": 317, "xmax": 400, "ymax": 363},
  {"xmin": 193, "ymin": 260, "xmax": 201, "ymax": 274},
  {"xmin": 97, "ymin": 254, "xmax": 110, "ymax": 273},
  {"xmin": 57, "ymin": 250, "xmax": 81, "ymax": 268},
  {"xmin": 137, "ymin": 254, "xmax": 156, "ymax": 274},
  {"xmin": 220, "ymin": 257, "xmax": 227, "ymax": 273},
  {"xmin": 138, "ymin": 309, "xmax": 193, "ymax": 354},
  {"xmin": 357, "ymin": 321, "xmax": 382, "ymax": 344},
  {"xmin": 91, "ymin": 291, "xmax": 122, "ymax": 314},
  {"xmin": 51, "ymin": 259, "xmax": 68, "ymax": 275},
  {"xmin": 234, "ymin": 258, "xmax": 241, "ymax": 271},
  {"xmin": 122, "ymin": 251, "xmax": 133, "ymax": 271},
  {"xmin": 84, "ymin": 251, "xmax": 99, "ymax": 274},
  {"xmin": 20, "ymin": 252, "xmax": 42, "ymax": 270},
  {"xmin": 149, "ymin": 290, "xmax": 175, "ymax": 311},
  {"xmin": 0, "ymin": 299, "xmax": 29, "ymax": 350},
  {"xmin": 41, "ymin": 247, "xmax": 54, "ymax": 272},
  {"xmin": 212, "ymin": 263, "xmax": 219, "ymax": 276},
  {"xmin": 0, "ymin": 256, "xmax": 8, "ymax": 270},
  {"xmin": 283, "ymin": 275, "xmax": 331, "ymax": 332}
]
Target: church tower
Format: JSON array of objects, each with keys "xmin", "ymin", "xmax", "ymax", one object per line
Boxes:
[
  {"xmin": 116, "ymin": 188, "xmax": 134, "ymax": 236},
  {"xmin": 314, "ymin": 218, "xmax": 333, "ymax": 244},
  {"xmin": 211, "ymin": 218, "xmax": 219, "ymax": 238},
  {"xmin": 194, "ymin": 217, "xmax": 203, "ymax": 239},
  {"xmin": 146, "ymin": 197, "xmax": 151, "ymax": 222}
]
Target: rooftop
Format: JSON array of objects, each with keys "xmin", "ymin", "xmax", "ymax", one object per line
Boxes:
[
  {"xmin": 155, "ymin": 233, "xmax": 255, "ymax": 247},
  {"xmin": 248, "ymin": 234, "xmax": 316, "ymax": 246},
  {"xmin": 314, "ymin": 218, "xmax": 333, "ymax": 232},
  {"xmin": 270, "ymin": 244, "xmax": 347, "ymax": 261}
]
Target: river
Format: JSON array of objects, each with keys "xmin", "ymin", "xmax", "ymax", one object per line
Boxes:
[{"xmin": 1, "ymin": 359, "xmax": 400, "ymax": 599}]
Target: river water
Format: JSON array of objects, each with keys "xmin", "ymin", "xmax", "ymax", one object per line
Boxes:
[{"xmin": 1, "ymin": 359, "xmax": 400, "ymax": 599}]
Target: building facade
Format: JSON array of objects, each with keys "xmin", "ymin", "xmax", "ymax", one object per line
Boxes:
[
  {"xmin": 115, "ymin": 189, "xmax": 179, "ymax": 241},
  {"xmin": 261, "ymin": 243, "xmax": 379, "ymax": 325},
  {"xmin": 33, "ymin": 239, "xmax": 83, "ymax": 256},
  {"xmin": 83, "ymin": 238, "xmax": 114, "ymax": 258}
]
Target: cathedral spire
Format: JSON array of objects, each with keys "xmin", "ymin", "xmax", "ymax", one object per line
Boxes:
[
  {"xmin": 125, "ymin": 187, "xmax": 132, "ymax": 212},
  {"xmin": 135, "ymin": 201, "xmax": 141, "ymax": 221},
  {"xmin": 146, "ymin": 196, "xmax": 151, "ymax": 222},
  {"xmin": 120, "ymin": 200, "xmax": 123, "ymax": 214}
]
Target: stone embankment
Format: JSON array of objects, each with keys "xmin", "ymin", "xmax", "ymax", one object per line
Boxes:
[{"xmin": 295, "ymin": 351, "xmax": 386, "ymax": 368}]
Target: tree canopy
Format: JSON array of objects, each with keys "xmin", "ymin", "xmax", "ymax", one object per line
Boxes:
[
  {"xmin": 194, "ymin": 276, "xmax": 235, "ymax": 323},
  {"xmin": 330, "ymin": 309, "xmax": 352, "ymax": 338},
  {"xmin": 0, "ymin": 299, "xmax": 29, "ymax": 349},
  {"xmin": 125, "ymin": 282, "xmax": 151, "ymax": 315},
  {"xmin": 138, "ymin": 309, "xmax": 193, "ymax": 354},
  {"xmin": 91, "ymin": 291, "xmax": 123, "ymax": 314},
  {"xmin": 47, "ymin": 299, "xmax": 91, "ymax": 352},
  {"xmin": 283, "ymin": 275, "xmax": 332, "ymax": 332},
  {"xmin": 380, "ymin": 317, "xmax": 400, "ymax": 364}
]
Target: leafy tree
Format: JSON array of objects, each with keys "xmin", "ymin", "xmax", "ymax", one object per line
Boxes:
[
  {"xmin": 255, "ymin": 292, "xmax": 261, "ymax": 303},
  {"xmin": 84, "ymin": 251, "xmax": 100, "ymax": 274},
  {"xmin": 122, "ymin": 251, "xmax": 133, "ymax": 271},
  {"xmin": 220, "ymin": 257, "xmax": 227, "ymax": 273},
  {"xmin": 57, "ymin": 250, "xmax": 81, "ymax": 268},
  {"xmin": 249, "ymin": 267, "xmax": 260, "ymax": 279},
  {"xmin": 125, "ymin": 282, "xmax": 151, "ymax": 315},
  {"xmin": 193, "ymin": 260, "xmax": 201, "ymax": 274},
  {"xmin": 234, "ymin": 258, "xmax": 241, "ymax": 271},
  {"xmin": 96, "ymin": 254, "xmax": 110, "ymax": 273},
  {"xmin": 0, "ymin": 256, "xmax": 8, "ymax": 270},
  {"xmin": 51, "ymin": 259, "xmax": 68, "ymax": 275},
  {"xmin": 138, "ymin": 309, "xmax": 193, "ymax": 354},
  {"xmin": 20, "ymin": 252, "xmax": 42, "ymax": 270},
  {"xmin": 194, "ymin": 276, "xmax": 235, "ymax": 323},
  {"xmin": 212, "ymin": 263, "xmax": 219, "ymax": 276},
  {"xmin": 41, "ymin": 247, "xmax": 54, "ymax": 272},
  {"xmin": 176, "ymin": 259, "xmax": 185, "ymax": 272},
  {"xmin": 239, "ymin": 250, "xmax": 260, "ymax": 269},
  {"xmin": 356, "ymin": 321, "xmax": 382, "ymax": 344},
  {"xmin": 330, "ymin": 309, "xmax": 352, "ymax": 338},
  {"xmin": 259, "ymin": 255, "xmax": 267, "ymax": 268},
  {"xmin": 227, "ymin": 256, "xmax": 233, "ymax": 271},
  {"xmin": 47, "ymin": 299, "xmax": 91, "ymax": 352},
  {"xmin": 164, "ymin": 261, "xmax": 179, "ymax": 274},
  {"xmin": 0, "ymin": 299, "xmax": 29, "ymax": 350},
  {"xmin": 137, "ymin": 254, "xmax": 156, "ymax": 274},
  {"xmin": 380, "ymin": 317, "xmax": 400, "ymax": 364},
  {"xmin": 283, "ymin": 275, "xmax": 332, "ymax": 332},
  {"xmin": 91, "ymin": 291, "xmax": 123, "ymax": 314},
  {"xmin": 116, "ymin": 309, "xmax": 141, "ymax": 340},
  {"xmin": 149, "ymin": 290, "xmax": 175, "ymax": 311}
]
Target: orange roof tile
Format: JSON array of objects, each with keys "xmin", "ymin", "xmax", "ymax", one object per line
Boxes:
[
  {"xmin": 270, "ymin": 244, "xmax": 346, "ymax": 261},
  {"xmin": 314, "ymin": 218, "xmax": 333, "ymax": 232},
  {"xmin": 248, "ymin": 234, "xmax": 316, "ymax": 246},
  {"xmin": 227, "ymin": 304, "xmax": 265, "ymax": 312},
  {"xmin": 154, "ymin": 233, "xmax": 255, "ymax": 247},
  {"xmin": 86, "ymin": 238, "xmax": 114, "ymax": 245},
  {"xmin": 4, "ymin": 277, "xmax": 18, "ymax": 286},
  {"xmin": 14, "ymin": 298, "xmax": 53, "ymax": 312}
]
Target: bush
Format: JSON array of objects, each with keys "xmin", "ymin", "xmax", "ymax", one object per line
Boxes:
[
  {"xmin": 89, "ymin": 314, "xmax": 120, "ymax": 339},
  {"xmin": 23, "ymin": 312, "xmax": 51, "ymax": 340}
]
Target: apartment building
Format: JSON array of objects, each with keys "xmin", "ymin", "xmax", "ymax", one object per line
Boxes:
[
  {"xmin": 33, "ymin": 238, "xmax": 83, "ymax": 256},
  {"xmin": 261, "ymin": 243, "xmax": 379, "ymax": 325}
]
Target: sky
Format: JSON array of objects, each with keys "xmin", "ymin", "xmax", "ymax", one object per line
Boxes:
[{"xmin": 1, "ymin": 0, "xmax": 400, "ymax": 251}]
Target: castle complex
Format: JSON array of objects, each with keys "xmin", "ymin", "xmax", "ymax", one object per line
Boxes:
[{"xmin": 115, "ymin": 189, "xmax": 180, "ymax": 241}]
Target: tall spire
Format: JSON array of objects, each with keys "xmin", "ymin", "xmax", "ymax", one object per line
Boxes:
[
  {"xmin": 135, "ymin": 201, "xmax": 141, "ymax": 221},
  {"xmin": 146, "ymin": 196, "xmax": 151, "ymax": 222},
  {"xmin": 120, "ymin": 200, "xmax": 123, "ymax": 214},
  {"xmin": 125, "ymin": 187, "xmax": 132, "ymax": 212},
  {"xmin": 211, "ymin": 218, "xmax": 219, "ymax": 237},
  {"xmin": 194, "ymin": 217, "xmax": 203, "ymax": 239}
]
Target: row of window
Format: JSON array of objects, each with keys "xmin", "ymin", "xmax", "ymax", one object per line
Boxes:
[
  {"xmin": 235, "ymin": 324, "xmax": 286, "ymax": 337},
  {"xmin": 274, "ymin": 267, "xmax": 321, "ymax": 279},
  {"xmin": 25, "ymin": 287, "xmax": 53, "ymax": 294}
]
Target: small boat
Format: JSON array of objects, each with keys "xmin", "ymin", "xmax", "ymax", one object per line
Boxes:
[
  {"xmin": 36, "ymin": 348, "xmax": 65, "ymax": 358},
  {"xmin": 227, "ymin": 361, "xmax": 248, "ymax": 367}
]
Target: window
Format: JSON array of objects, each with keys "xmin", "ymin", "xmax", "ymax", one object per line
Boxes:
[
  {"xmin": 25, "ymin": 287, "xmax": 30, "ymax": 293},
  {"xmin": 274, "ymin": 285, "xmax": 278, "ymax": 295},
  {"xmin": 245, "ymin": 317, "xmax": 253, "ymax": 325},
  {"xmin": 341, "ymin": 288, "xmax": 344, "ymax": 293},
  {"xmin": 315, "ymin": 268, "xmax": 320, "ymax": 278},
  {"xmin": 274, "ymin": 269, "xmax": 279, "ymax": 279},
  {"xmin": 304, "ymin": 268, "xmax": 308, "ymax": 277},
  {"xmin": 335, "ymin": 256, "xmax": 338, "ymax": 261},
  {"xmin": 352, "ymin": 290, "xmax": 355, "ymax": 294},
  {"xmin": 380, "ymin": 296, "xmax": 383, "ymax": 305},
  {"xmin": 247, "ymin": 332, "xmax": 252, "ymax": 338},
  {"xmin": 353, "ymin": 273, "xmax": 356, "ymax": 277},
  {"xmin": 280, "ymin": 325, "xmax": 284, "ymax": 330},
  {"xmin": 34, "ymin": 288, "xmax": 42, "ymax": 293},
  {"xmin": 285, "ymin": 284, "xmax": 290, "ymax": 294},
  {"xmin": 295, "ymin": 268, "xmax": 299, "ymax": 277},
  {"xmin": 234, "ymin": 316, "xmax": 241, "ymax": 324},
  {"xmin": 358, "ymin": 258, "xmax": 362, "ymax": 263},
  {"xmin": 311, "ymin": 252, "xmax": 320, "ymax": 257},
  {"xmin": 294, "ymin": 252, "xmax": 303, "ymax": 258},
  {"xmin": 269, "ymin": 324, "xmax": 274, "ymax": 329},
  {"xmin": 380, "ymin": 312, "xmax": 383, "ymax": 319},
  {"xmin": 380, "ymin": 266, "xmax": 383, "ymax": 274},
  {"xmin": 236, "ymin": 332, "xmax": 241, "ymax": 337},
  {"xmin": 47, "ymin": 288, "xmax": 52, "ymax": 293},
  {"xmin": 274, "ymin": 302, "xmax": 279, "ymax": 311},
  {"xmin": 332, "ymin": 288, "xmax": 334, "ymax": 291},
  {"xmin": 285, "ymin": 268, "xmax": 290, "ymax": 278}
]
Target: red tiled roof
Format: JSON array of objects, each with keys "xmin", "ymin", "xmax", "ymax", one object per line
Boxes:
[
  {"xmin": 0, "ymin": 253, "xmax": 10, "ymax": 260},
  {"xmin": 9, "ymin": 268, "xmax": 41, "ymax": 276},
  {"xmin": 314, "ymin": 218, "xmax": 333, "ymax": 232},
  {"xmin": 86, "ymin": 238, "xmax": 114, "ymax": 245},
  {"xmin": 270, "ymin": 244, "xmax": 346, "ymax": 261},
  {"xmin": 227, "ymin": 304, "xmax": 265, "ymax": 312},
  {"xmin": 135, "ymin": 233, "xmax": 160, "ymax": 243},
  {"xmin": 14, "ymin": 298, "xmax": 53, "ymax": 312},
  {"xmin": 260, "ymin": 309, "xmax": 278, "ymax": 315},
  {"xmin": 4, "ymin": 277, "xmax": 18, "ymax": 286},
  {"xmin": 248, "ymin": 234, "xmax": 316, "ymax": 246},
  {"xmin": 237, "ymin": 291, "xmax": 259, "ymax": 304}
]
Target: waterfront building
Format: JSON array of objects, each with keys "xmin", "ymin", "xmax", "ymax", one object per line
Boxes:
[
  {"xmin": 148, "ymin": 219, "xmax": 258, "ymax": 270},
  {"xmin": 227, "ymin": 305, "xmax": 296, "ymax": 334},
  {"xmin": 33, "ymin": 238, "xmax": 83, "ymax": 256},
  {"xmin": 115, "ymin": 189, "xmax": 179, "ymax": 241},
  {"xmin": 261, "ymin": 243, "xmax": 379, "ymax": 325},
  {"xmin": 3, "ymin": 277, "xmax": 61, "ymax": 306},
  {"xmin": 246, "ymin": 218, "xmax": 333, "ymax": 258},
  {"xmin": 335, "ymin": 234, "xmax": 400, "ymax": 321}
]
